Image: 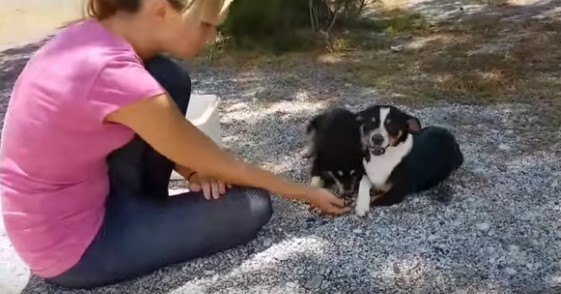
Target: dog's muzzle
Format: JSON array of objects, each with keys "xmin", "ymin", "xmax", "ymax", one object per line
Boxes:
[
  {"xmin": 368, "ymin": 143, "xmax": 391, "ymax": 156},
  {"xmin": 369, "ymin": 146, "xmax": 385, "ymax": 156},
  {"xmin": 368, "ymin": 134, "xmax": 388, "ymax": 156}
]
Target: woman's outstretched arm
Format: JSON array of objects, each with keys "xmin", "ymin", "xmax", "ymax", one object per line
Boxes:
[{"xmin": 106, "ymin": 93, "xmax": 349, "ymax": 215}]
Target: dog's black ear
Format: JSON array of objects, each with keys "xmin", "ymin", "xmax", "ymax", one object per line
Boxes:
[{"xmin": 406, "ymin": 116, "xmax": 422, "ymax": 134}]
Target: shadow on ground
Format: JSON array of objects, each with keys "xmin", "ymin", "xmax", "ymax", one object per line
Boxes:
[
  {"xmin": 202, "ymin": 0, "xmax": 561, "ymax": 135},
  {"xmin": 2, "ymin": 1, "xmax": 561, "ymax": 293}
]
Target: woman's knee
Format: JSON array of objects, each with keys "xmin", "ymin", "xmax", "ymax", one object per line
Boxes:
[
  {"xmin": 244, "ymin": 188, "xmax": 273, "ymax": 229},
  {"xmin": 144, "ymin": 55, "xmax": 191, "ymax": 114}
]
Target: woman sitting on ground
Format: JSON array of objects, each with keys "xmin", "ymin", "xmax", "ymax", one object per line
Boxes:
[{"xmin": 0, "ymin": 0, "xmax": 349, "ymax": 289}]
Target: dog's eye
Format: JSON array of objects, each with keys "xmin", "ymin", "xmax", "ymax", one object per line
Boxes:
[
  {"xmin": 385, "ymin": 119, "xmax": 391, "ymax": 125},
  {"xmin": 350, "ymin": 170, "xmax": 355, "ymax": 175},
  {"xmin": 386, "ymin": 122, "xmax": 399, "ymax": 135},
  {"xmin": 337, "ymin": 170, "xmax": 344, "ymax": 176}
]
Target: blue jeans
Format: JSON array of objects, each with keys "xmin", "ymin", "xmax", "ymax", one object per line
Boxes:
[{"xmin": 46, "ymin": 56, "xmax": 273, "ymax": 289}]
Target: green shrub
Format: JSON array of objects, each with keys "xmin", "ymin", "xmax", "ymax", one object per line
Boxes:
[
  {"xmin": 219, "ymin": 0, "xmax": 373, "ymax": 52},
  {"xmin": 220, "ymin": 0, "xmax": 311, "ymax": 52}
]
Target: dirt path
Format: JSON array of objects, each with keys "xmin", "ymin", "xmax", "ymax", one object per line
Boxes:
[{"xmin": 0, "ymin": 0, "xmax": 82, "ymax": 51}]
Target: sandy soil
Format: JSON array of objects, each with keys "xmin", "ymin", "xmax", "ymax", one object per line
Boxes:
[{"xmin": 0, "ymin": 0, "xmax": 82, "ymax": 50}]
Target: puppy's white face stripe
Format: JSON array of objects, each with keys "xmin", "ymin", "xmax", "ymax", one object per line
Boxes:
[
  {"xmin": 378, "ymin": 107, "xmax": 391, "ymax": 147},
  {"xmin": 379, "ymin": 107, "xmax": 390, "ymax": 128},
  {"xmin": 366, "ymin": 107, "xmax": 391, "ymax": 147}
]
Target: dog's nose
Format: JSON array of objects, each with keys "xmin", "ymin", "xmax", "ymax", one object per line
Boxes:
[{"xmin": 371, "ymin": 134, "xmax": 384, "ymax": 145}]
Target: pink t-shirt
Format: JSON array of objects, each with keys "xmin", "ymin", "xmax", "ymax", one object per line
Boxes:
[{"xmin": 0, "ymin": 20, "xmax": 164, "ymax": 278}]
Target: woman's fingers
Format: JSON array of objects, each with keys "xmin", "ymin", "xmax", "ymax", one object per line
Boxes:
[
  {"xmin": 322, "ymin": 203, "xmax": 351, "ymax": 215},
  {"xmin": 211, "ymin": 179, "xmax": 220, "ymax": 199},
  {"xmin": 307, "ymin": 188, "xmax": 350, "ymax": 216},
  {"xmin": 328, "ymin": 205, "xmax": 351, "ymax": 215},
  {"xmin": 202, "ymin": 182, "xmax": 212, "ymax": 200},
  {"xmin": 328, "ymin": 193, "xmax": 351, "ymax": 215},
  {"xmin": 189, "ymin": 176, "xmax": 230, "ymax": 200},
  {"xmin": 330, "ymin": 196, "xmax": 346, "ymax": 208},
  {"xmin": 189, "ymin": 182, "xmax": 201, "ymax": 192},
  {"xmin": 219, "ymin": 181, "xmax": 226, "ymax": 194}
]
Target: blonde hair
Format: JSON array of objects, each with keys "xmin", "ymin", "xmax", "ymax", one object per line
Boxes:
[
  {"xmin": 86, "ymin": 0, "xmax": 233, "ymax": 24},
  {"xmin": 184, "ymin": 0, "xmax": 233, "ymax": 25}
]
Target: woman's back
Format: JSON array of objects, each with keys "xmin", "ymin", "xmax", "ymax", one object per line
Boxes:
[{"xmin": 0, "ymin": 19, "xmax": 163, "ymax": 278}]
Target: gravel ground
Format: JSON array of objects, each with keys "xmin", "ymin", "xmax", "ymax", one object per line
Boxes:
[
  {"xmin": 2, "ymin": 2, "xmax": 561, "ymax": 293},
  {"xmin": 2, "ymin": 55, "xmax": 560, "ymax": 293}
]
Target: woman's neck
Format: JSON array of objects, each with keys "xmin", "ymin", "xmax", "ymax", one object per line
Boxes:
[{"xmin": 99, "ymin": 14, "xmax": 161, "ymax": 60}]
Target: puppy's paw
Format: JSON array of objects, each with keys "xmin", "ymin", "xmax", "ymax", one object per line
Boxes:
[
  {"xmin": 310, "ymin": 176, "xmax": 324, "ymax": 188},
  {"xmin": 354, "ymin": 203, "xmax": 369, "ymax": 217}
]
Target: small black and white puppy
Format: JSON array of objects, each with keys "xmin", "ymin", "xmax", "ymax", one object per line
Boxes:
[
  {"xmin": 303, "ymin": 107, "xmax": 364, "ymax": 196},
  {"xmin": 355, "ymin": 105, "xmax": 464, "ymax": 216}
]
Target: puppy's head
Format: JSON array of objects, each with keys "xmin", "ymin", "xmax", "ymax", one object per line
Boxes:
[
  {"xmin": 326, "ymin": 168, "xmax": 361, "ymax": 196},
  {"xmin": 357, "ymin": 105, "xmax": 421, "ymax": 156},
  {"xmin": 305, "ymin": 108, "xmax": 363, "ymax": 195}
]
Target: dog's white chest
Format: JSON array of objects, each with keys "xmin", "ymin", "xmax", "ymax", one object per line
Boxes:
[{"xmin": 363, "ymin": 135, "xmax": 413, "ymax": 188}]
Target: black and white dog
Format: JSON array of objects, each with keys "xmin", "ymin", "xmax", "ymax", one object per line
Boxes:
[
  {"xmin": 355, "ymin": 105, "xmax": 464, "ymax": 216},
  {"xmin": 303, "ymin": 107, "xmax": 364, "ymax": 196}
]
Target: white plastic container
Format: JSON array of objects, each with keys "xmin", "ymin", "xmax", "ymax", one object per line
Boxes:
[{"xmin": 170, "ymin": 94, "xmax": 223, "ymax": 180}]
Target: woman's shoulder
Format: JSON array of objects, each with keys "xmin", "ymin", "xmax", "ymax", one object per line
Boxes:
[
  {"xmin": 18, "ymin": 20, "xmax": 142, "ymax": 99},
  {"xmin": 31, "ymin": 19, "xmax": 142, "ymax": 78}
]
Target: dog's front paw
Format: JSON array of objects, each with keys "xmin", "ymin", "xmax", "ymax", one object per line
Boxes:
[
  {"xmin": 354, "ymin": 202, "xmax": 370, "ymax": 217},
  {"xmin": 310, "ymin": 176, "xmax": 324, "ymax": 188}
]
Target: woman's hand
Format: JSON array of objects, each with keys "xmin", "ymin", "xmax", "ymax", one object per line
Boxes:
[
  {"xmin": 188, "ymin": 172, "xmax": 232, "ymax": 200},
  {"xmin": 303, "ymin": 188, "xmax": 351, "ymax": 215}
]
